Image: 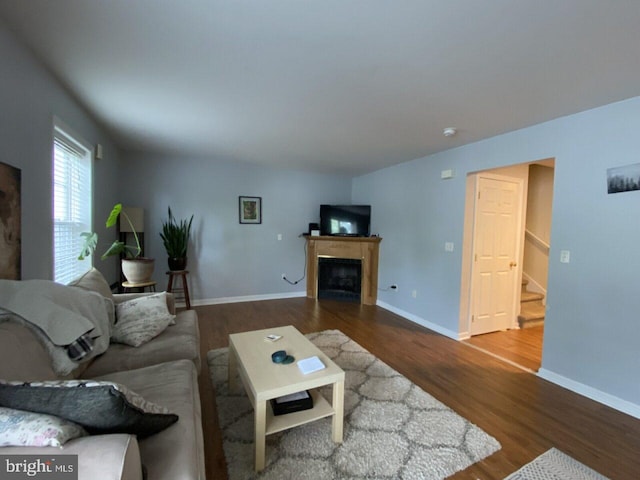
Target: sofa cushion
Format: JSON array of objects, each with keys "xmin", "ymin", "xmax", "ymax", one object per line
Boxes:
[
  {"xmin": 0, "ymin": 406, "xmax": 87, "ymax": 447},
  {"xmin": 83, "ymin": 309, "xmax": 201, "ymax": 377},
  {"xmin": 0, "ymin": 379, "xmax": 178, "ymax": 438},
  {"xmin": 69, "ymin": 267, "xmax": 114, "ymax": 302},
  {"xmin": 96, "ymin": 360, "xmax": 205, "ymax": 480},
  {"xmin": 112, "ymin": 292, "xmax": 176, "ymax": 347}
]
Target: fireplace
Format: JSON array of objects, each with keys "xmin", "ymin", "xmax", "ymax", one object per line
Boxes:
[
  {"xmin": 317, "ymin": 257, "xmax": 362, "ymax": 302},
  {"xmin": 306, "ymin": 236, "xmax": 381, "ymax": 305}
]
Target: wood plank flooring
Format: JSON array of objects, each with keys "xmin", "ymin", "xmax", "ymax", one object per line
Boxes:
[
  {"xmin": 195, "ymin": 298, "xmax": 640, "ymax": 479},
  {"xmin": 463, "ymin": 326, "xmax": 544, "ymax": 372}
]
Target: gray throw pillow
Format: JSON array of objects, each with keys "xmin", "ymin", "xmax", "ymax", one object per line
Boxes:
[{"xmin": 0, "ymin": 379, "xmax": 178, "ymax": 439}]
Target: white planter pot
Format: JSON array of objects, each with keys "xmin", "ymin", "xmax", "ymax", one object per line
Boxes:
[{"xmin": 121, "ymin": 258, "xmax": 155, "ymax": 284}]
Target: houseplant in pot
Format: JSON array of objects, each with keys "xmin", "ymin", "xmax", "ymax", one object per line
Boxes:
[
  {"xmin": 159, "ymin": 206, "xmax": 194, "ymax": 271},
  {"xmin": 78, "ymin": 203, "xmax": 155, "ymax": 283}
]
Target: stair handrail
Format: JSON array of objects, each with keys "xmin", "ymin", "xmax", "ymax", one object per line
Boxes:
[{"xmin": 525, "ymin": 229, "xmax": 550, "ymax": 253}]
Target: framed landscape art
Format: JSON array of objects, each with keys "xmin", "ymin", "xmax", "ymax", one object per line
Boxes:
[
  {"xmin": 239, "ymin": 196, "xmax": 262, "ymax": 224},
  {"xmin": 607, "ymin": 162, "xmax": 640, "ymax": 194}
]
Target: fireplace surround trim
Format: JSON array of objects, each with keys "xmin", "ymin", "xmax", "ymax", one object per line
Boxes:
[{"xmin": 305, "ymin": 236, "xmax": 382, "ymax": 305}]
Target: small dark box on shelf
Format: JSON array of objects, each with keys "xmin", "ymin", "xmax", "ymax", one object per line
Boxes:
[{"xmin": 270, "ymin": 390, "xmax": 313, "ymax": 416}]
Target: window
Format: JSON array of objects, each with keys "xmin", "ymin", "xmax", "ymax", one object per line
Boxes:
[{"xmin": 53, "ymin": 124, "xmax": 92, "ymax": 284}]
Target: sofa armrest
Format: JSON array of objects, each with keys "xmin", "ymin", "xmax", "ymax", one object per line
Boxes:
[
  {"xmin": 113, "ymin": 292, "xmax": 176, "ymax": 314},
  {"xmin": 0, "ymin": 322, "xmax": 58, "ymax": 381},
  {"xmin": 1, "ymin": 434, "xmax": 143, "ymax": 480}
]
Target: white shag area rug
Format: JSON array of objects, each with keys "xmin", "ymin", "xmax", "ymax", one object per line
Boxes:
[
  {"xmin": 504, "ymin": 448, "xmax": 610, "ymax": 480},
  {"xmin": 208, "ymin": 329, "xmax": 501, "ymax": 479}
]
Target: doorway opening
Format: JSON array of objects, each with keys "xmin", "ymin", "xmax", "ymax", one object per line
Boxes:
[{"xmin": 459, "ymin": 159, "xmax": 555, "ymax": 372}]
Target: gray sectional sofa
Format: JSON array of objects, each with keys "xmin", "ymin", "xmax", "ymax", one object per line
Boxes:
[{"xmin": 0, "ymin": 269, "xmax": 205, "ymax": 480}]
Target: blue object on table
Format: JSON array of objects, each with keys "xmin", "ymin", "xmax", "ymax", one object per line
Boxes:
[
  {"xmin": 272, "ymin": 350, "xmax": 295, "ymax": 364},
  {"xmin": 272, "ymin": 350, "xmax": 287, "ymax": 363}
]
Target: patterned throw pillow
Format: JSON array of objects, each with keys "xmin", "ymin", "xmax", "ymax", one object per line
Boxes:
[
  {"xmin": 0, "ymin": 407, "xmax": 87, "ymax": 447},
  {"xmin": 112, "ymin": 292, "xmax": 176, "ymax": 347},
  {"xmin": 0, "ymin": 379, "xmax": 178, "ymax": 439}
]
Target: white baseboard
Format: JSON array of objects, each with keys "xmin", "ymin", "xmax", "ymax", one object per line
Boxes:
[
  {"xmin": 192, "ymin": 296, "xmax": 457, "ymax": 342},
  {"xmin": 191, "ymin": 291, "xmax": 306, "ymax": 306},
  {"xmin": 458, "ymin": 330, "xmax": 471, "ymax": 340},
  {"xmin": 376, "ymin": 300, "xmax": 459, "ymax": 340},
  {"xmin": 538, "ymin": 368, "xmax": 640, "ymax": 420}
]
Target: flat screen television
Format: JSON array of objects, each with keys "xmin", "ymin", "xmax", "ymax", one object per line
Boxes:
[{"xmin": 320, "ymin": 205, "xmax": 371, "ymax": 237}]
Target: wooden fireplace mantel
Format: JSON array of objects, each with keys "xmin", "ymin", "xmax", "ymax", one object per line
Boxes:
[{"xmin": 306, "ymin": 235, "xmax": 382, "ymax": 305}]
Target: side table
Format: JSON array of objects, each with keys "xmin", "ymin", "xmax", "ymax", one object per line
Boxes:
[
  {"xmin": 166, "ymin": 270, "xmax": 191, "ymax": 310},
  {"xmin": 122, "ymin": 280, "xmax": 157, "ymax": 293}
]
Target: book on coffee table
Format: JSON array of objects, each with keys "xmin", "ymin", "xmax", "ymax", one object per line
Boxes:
[
  {"xmin": 270, "ymin": 390, "xmax": 314, "ymax": 415},
  {"xmin": 297, "ymin": 356, "xmax": 325, "ymax": 375}
]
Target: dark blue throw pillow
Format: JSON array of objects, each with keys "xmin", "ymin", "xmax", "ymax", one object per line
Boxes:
[{"xmin": 0, "ymin": 379, "xmax": 178, "ymax": 439}]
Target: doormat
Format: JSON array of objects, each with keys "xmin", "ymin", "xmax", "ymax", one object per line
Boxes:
[{"xmin": 504, "ymin": 448, "xmax": 610, "ymax": 480}]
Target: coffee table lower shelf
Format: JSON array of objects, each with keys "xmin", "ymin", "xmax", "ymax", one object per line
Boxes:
[{"xmin": 265, "ymin": 390, "xmax": 334, "ymax": 435}]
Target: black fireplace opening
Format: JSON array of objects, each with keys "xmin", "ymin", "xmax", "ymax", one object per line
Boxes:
[{"xmin": 318, "ymin": 257, "xmax": 362, "ymax": 302}]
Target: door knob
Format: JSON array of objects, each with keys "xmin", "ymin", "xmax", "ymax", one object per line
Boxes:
[{"xmin": 509, "ymin": 261, "xmax": 517, "ymax": 268}]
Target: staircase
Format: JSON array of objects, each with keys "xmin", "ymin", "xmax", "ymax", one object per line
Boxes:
[{"xmin": 519, "ymin": 279, "xmax": 545, "ymax": 328}]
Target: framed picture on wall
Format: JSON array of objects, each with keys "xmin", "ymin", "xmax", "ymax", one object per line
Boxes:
[
  {"xmin": 607, "ymin": 162, "xmax": 640, "ymax": 194},
  {"xmin": 239, "ymin": 196, "xmax": 262, "ymax": 224},
  {"xmin": 0, "ymin": 160, "xmax": 21, "ymax": 280}
]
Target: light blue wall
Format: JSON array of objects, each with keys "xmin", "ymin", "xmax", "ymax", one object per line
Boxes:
[
  {"xmin": 354, "ymin": 156, "xmax": 467, "ymax": 335},
  {"xmin": 118, "ymin": 153, "xmax": 352, "ymax": 301},
  {"xmin": 353, "ymin": 96, "xmax": 640, "ymax": 410},
  {"xmin": 0, "ymin": 22, "xmax": 121, "ymax": 281}
]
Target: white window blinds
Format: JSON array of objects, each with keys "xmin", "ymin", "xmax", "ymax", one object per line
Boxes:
[{"xmin": 53, "ymin": 127, "xmax": 92, "ymax": 284}]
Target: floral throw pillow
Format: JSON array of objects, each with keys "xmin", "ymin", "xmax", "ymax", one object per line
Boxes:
[
  {"xmin": 112, "ymin": 292, "xmax": 176, "ymax": 347},
  {"xmin": 0, "ymin": 407, "xmax": 87, "ymax": 447}
]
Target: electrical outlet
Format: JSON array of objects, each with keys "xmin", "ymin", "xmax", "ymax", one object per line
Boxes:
[
  {"xmin": 390, "ymin": 284, "xmax": 398, "ymax": 291},
  {"xmin": 445, "ymin": 242, "xmax": 454, "ymax": 252},
  {"xmin": 412, "ymin": 290, "xmax": 417, "ymax": 298},
  {"xmin": 281, "ymin": 273, "xmax": 286, "ymax": 279}
]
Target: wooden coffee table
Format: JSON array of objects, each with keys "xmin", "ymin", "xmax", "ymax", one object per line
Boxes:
[{"xmin": 228, "ymin": 325, "xmax": 345, "ymax": 471}]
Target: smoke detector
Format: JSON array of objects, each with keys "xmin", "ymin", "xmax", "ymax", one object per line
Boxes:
[{"xmin": 443, "ymin": 127, "xmax": 457, "ymax": 137}]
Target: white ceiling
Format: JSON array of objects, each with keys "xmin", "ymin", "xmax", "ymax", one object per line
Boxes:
[{"xmin": 1, "ymin": 0, "xmax": 640, "ymax": 175}]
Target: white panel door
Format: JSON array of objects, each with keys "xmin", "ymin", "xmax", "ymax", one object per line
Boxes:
[{"xmin": 470, "ymin": 175, "xmax": 522, "ymax": 335}]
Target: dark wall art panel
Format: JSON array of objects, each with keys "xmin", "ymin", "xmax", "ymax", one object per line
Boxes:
[{"xmin": 0, "ymin": 161, "xmax": 21, "ymax": 279}]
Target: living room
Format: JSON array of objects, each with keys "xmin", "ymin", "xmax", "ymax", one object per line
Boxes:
[{"xmin": 1, "ymin": 2, "xmax": 640, "ymax": 479}]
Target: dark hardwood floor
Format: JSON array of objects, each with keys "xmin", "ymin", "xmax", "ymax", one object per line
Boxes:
[
  {"xmin": 195, "ymin": 298, "xmax": 640, "ymax": 479},
  {"xmin": 463, "ymin": 326, "xmax": 544, "ymax": 372}
]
